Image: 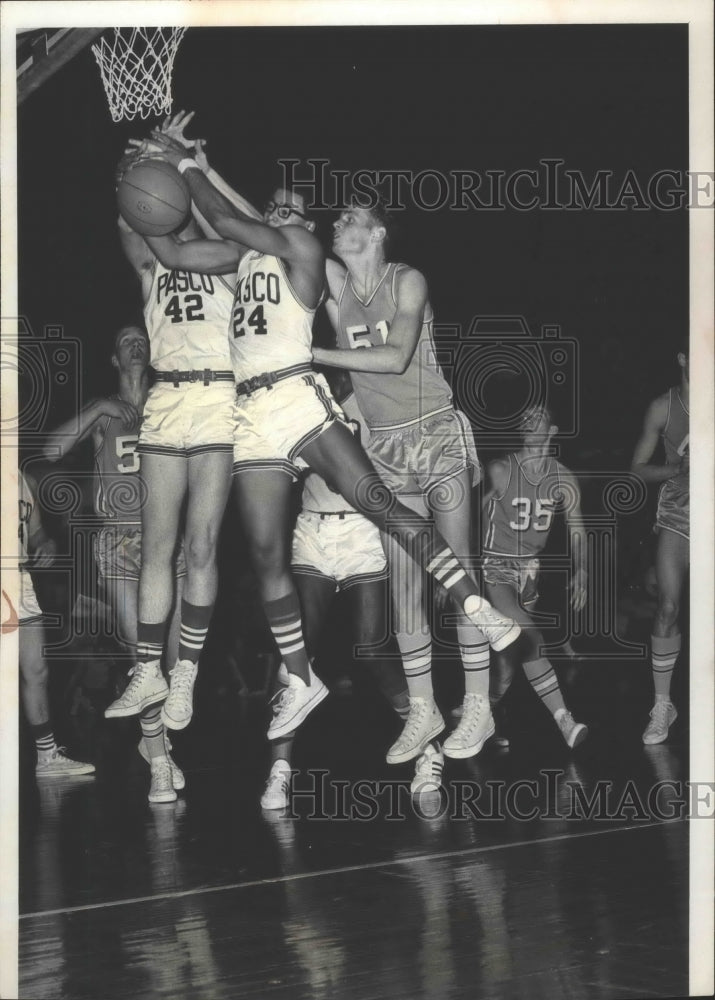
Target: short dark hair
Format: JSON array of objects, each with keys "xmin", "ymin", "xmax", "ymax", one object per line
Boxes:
[
  {"xmin": 113, "ymin": 324, "xmax": 148, "ymax": 354},
  {"xmin": 270, "ymin": 185, "xmax": 314, "ymax": 223},
  {"xmin": 679, "ymin": 334, "xmax": 689, "ymax": 357}
]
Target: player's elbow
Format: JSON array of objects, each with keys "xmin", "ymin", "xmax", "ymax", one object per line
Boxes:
[{"xmin": 389, "ymin": 353, "xmax": 411, "ymax": 375}]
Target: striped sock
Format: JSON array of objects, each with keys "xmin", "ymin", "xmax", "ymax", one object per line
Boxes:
[
  {"xmin": 424, "ymin": 543, "xmax": 468, "ymax": 594},
  {"xmin": 139, "ymin": 705, "xmax": 166, "ymax": 760},
  {"xmin": 523, "ymin": 657, "xmax": 565, "ymax": 716},
  {"xmin": 179, "ymin": 600, "xmax": 213, "ymax": 664},
  {"xmin": 457, "ymin": 621, "xmax": 490, "ymax": 698},
  {"xmin": 31, "ymin": 721, "xmax": 56, "ymax": 757},
  {"xmin": 264, "ymin": 592, "xmax": 310, "ymax": 683},
  {"xmin": 396, "ymin": 633, "xmax": 433, "ymax": 699},
  {"xmin": 137, "ymin": 620, "xmax": 166, "ymax": 664},
  {"xmin": 652, "ymin": 634, "xmax": 681, "ymax": 701}
]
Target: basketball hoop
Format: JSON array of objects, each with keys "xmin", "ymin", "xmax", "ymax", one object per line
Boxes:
[{"xmin": 91, "ymin": 28, "xmax": 186, "ymax": 123}]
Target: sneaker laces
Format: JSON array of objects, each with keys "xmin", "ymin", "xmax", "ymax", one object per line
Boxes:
[
  {"xmin": 270, "ymin": 686, "xmax": 296, "ymax": 722},
  {"xmin": 650, "ymin": 701, "xmax": 671, "ymax": 726},
  {"xmin": 151, "ymin": 757, "xmax": 172, "ymax": 785},
  {"xmin": 122, "ymin": 661, "xmax": 155, "ymax": 695},
  {"xmin": 456, "ymin": 695, "xmax": 485, "ymax": 734},
  {"xmin": 401, "ymin": 699, "xmax": 430, "ymax": 742},
  {"xmin": 169, "ymin": 662, "xmax": 196, "ymax": 700}
]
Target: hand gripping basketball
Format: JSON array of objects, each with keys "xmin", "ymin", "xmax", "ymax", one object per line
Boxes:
[{"xmin": 117, "ymin": 157, "xmax": 191, "ymax": 237}]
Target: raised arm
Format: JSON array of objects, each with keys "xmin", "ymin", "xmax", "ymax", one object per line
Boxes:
[
  {"xmin": 314, "ymin": 266, "xmax": 429, "ymax": 375},
  {"xmin": 117, "ymin": 216, "xmax": 155, "ymax": 302},
  {"xmin": 630, "ymin": 395, "xmax": 678, "ymax": 483},
  {"xmin": 42, "ymin": 398, "xmax": 140, "ymax": 463},
  {"xmin": 144, "ymin": 233, "xmax": 242, "ymax": 274}
]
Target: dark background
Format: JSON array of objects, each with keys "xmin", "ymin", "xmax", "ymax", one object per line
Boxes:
[{"xmin": 17, "ymin": 23, "xmax": 688, "ymax": 459}]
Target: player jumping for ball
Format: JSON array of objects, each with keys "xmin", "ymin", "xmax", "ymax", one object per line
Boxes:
[
  {"xmin": 261, "ymin": 373, "xmax": 442, "ymax": 809},
  {"xmin": 481, "ymin": 404, "xmax": 589, "ymax": 749},
  {"xmin": 43, "ymin": 325, "xmax": 186, "ymax": 802},
  {"xmin": 630, "ymin": 340, "xmax": 689, "ymax": 744},
  {"xmin": 108, "ymin": 125, "xmax": 237, "ymax": 737},
  {"xmin": 143, "ymin": 125, "xmax": 521, "ymax": 744},
  {"xmin": 314, "ymin": 200, "xmax": 508, "ymax": 763}
]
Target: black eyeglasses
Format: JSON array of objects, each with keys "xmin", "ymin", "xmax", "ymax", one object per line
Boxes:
[{"xmin": 264, "ymin": 200, "xmax": 307, "ymax": 220}]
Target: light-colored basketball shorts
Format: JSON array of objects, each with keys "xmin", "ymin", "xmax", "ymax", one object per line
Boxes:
[
  {"xmin": 656, "ymin": 477, "xmax": 689, "ymax": 541},
  {"xmin": 291, "ymin": 511, "xmax": 388, "ymax": 591},
  {"xmin": 482, "ymin": 556, "xmax": 541, "ymax": 607},
  {"xmin": 19, "ymin": 568, "xmax": 43, "ymax": 624},
  {"xmin": 232, "ymin": 372, "xmax": 346, "ymax": 481},
  {"xmin": 138, "ymin": 382, "xmax": 235, "ymax": 457},
  {"xmin": 366, "ymin": 408, "xmax": 482, "ymax": 501},
  {"xmin": 94, "ymin": 524, "xmax": 187, "ymax": 583}
]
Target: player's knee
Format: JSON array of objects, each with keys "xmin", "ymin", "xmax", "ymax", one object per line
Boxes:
[
  {"xmin": 142, "ymin": 528, "xmax": 179, "ymax": 565},
  {"xmin": 656, "ymin": 597, "xmax": 679, "ymax": 627},
  {"xmin": 19, "ymin": 655, "xmax": 48, "ymax": 689},
  {"xmin": 185, "ymin": 529, "xmax": 219, "ymax": 571},
  {"xmin": 249, "ymin": 537, "xmax": 286, "ymax": 580}
]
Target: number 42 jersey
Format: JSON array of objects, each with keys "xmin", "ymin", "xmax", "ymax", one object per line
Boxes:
[{"xmin": 143, "ymin": 261, "xmax": 234, "ymax": 372}]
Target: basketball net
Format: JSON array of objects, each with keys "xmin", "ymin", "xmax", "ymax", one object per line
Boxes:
[{"xmin": 91, "ymin": 28, "xmax": 186, "ymax": 122}]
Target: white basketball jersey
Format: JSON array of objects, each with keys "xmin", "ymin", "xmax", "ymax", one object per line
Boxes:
[
  {"xmin": 143, "ymin": 261, "xmax": 233, "ymax": 372},
  {"xmin": 229, "ymin": 251, "xmax": 316, "ymax": 381}
]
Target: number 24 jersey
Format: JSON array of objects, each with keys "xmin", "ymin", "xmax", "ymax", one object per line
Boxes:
[{"xmin": 229, "ymin": 251, "xmax": 316, "ymax": 381}]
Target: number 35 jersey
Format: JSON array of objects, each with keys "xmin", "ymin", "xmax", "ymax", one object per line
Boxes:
[
  {"xmin": 143, "ymin": 261, "xmax": 234, "ymax": 372},
  {"xmin": 483, "ymin": 454, "xmax": 565, "ymax": 558},
  {"xmin": 94, "ymin": 407, "xmax": 144, "ymax": 526},
  {"xmin": 336, "ymin": 263, "xmax": 452, "ymax": 429},
  {"xmin": 229, "ymin": 251, "xmax": 317, "ymax": 382}
]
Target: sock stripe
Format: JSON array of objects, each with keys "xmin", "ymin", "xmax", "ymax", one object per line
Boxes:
[
  {"xmin": 425, "ymin": 548, "xmax": 455, "ymax": 575},
  {"xmin": 442, "ymin": 568, "xmax": 467, "ymax": 589}
]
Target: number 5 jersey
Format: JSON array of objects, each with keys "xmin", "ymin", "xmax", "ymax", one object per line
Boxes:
[{"xmin": 93, "ymin": 405, "xmax": 143, "ymax": 525}]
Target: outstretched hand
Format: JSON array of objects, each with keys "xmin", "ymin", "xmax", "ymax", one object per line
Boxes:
[
  {"xmin": 157, "ymin": 110, "xmax": 206, "ymax": 149},
  {"xmin": 145, "ymin": 130, "xmax": 187, "ymax": 169}
]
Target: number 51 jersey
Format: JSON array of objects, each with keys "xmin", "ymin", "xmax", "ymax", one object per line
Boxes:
[{"xmin": 143, "ymin": 261, "xmax": 234, "ymax": 372}]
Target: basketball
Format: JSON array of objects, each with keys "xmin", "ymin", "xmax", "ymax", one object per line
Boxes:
[{"xmin": 117, "ymin": 159, "xmax": 190, "ymax": 237}]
